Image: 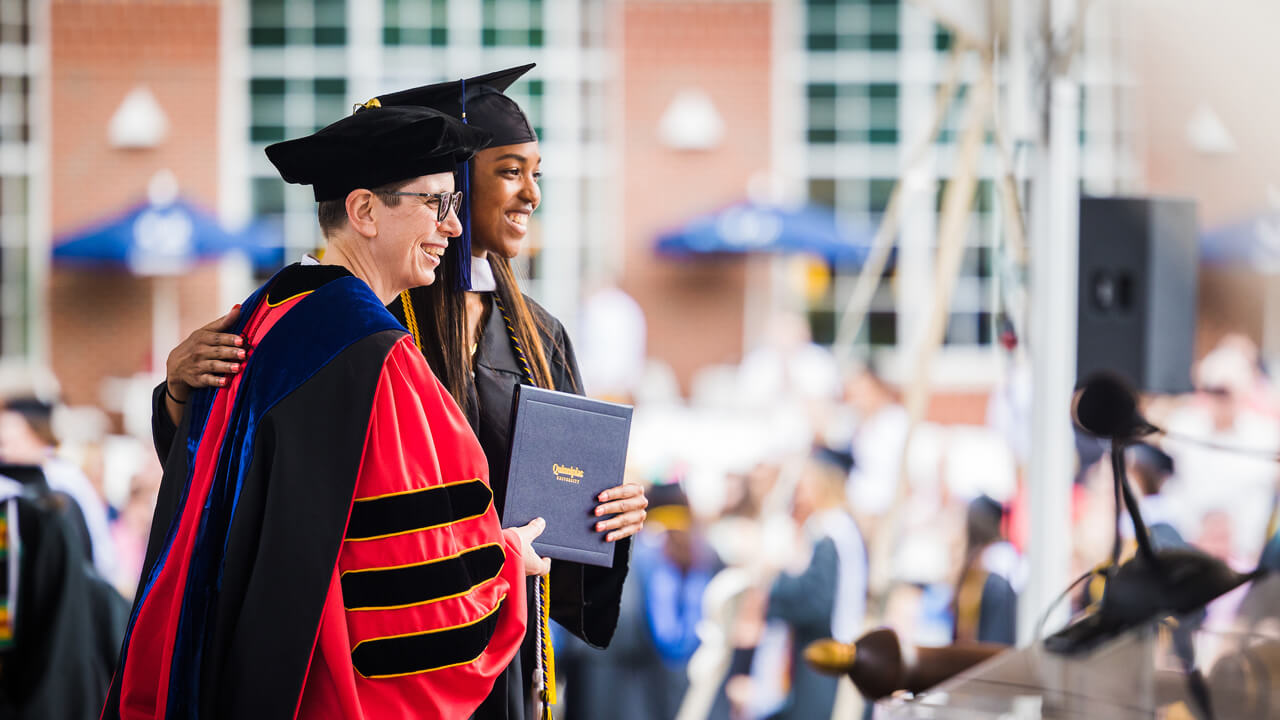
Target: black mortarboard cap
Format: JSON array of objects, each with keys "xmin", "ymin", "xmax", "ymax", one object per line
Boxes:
[
  {"xmin": 648, "ymin": 482, "xmax": 690, "ymax": 510},
  {"xmin": 812, "ymin": 444, "xmax": 856, "ymax": 475},
  {"xmin": 967, "ymin": 494, "xmax": 1005, "ymax": 544},
  {"xmin": 265, "ymin": 105, "xmax": 491, "ymax": 202},
  {"xmin": 358, "ymin": 65, "xmax": 537, "ymax": 290},
  {"xmin": 3, "ymin": 396, "xmax": 53, "ymax": 418},
  {"xmin": 366, "ymin": 64, "xmax": 538, "ymax": 146}
]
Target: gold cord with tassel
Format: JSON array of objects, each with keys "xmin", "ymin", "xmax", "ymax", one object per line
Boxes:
[
  {"xmin": 398, "ymin": 290, "xmax": 423, "ymax": 350},
  {"xmin": 494, "ymin": 294, "xmax": 557, "ymax": 717}
]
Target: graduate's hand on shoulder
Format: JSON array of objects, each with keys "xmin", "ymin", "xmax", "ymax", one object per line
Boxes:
[
  {"xmin": 513, "ymin": 517, "xmax": 552, "ymax": 576},
  {"xmin": 593, "ymin": 482, "xmax": 648, "ymax": 542},
  {"xmin": 166, "ymin": 305, "xmax": 245, "ymax": 400}
]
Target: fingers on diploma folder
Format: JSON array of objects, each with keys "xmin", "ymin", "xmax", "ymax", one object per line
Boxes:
[{"xmin": 594, "ymin": 482, "xmax": 649, "ymax": 542}]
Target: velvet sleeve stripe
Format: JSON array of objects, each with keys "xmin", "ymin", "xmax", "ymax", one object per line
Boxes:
[
  {"xmin": 351, "ymin": 596, "xmax": 507, "ymax": 679},
  {"xmin": 344, "ymin": 478, "xmax": 492, "ymax": 542},
  {"xmin": 340, "ymin": 543, "xmax": 505, "ymax": 611}
]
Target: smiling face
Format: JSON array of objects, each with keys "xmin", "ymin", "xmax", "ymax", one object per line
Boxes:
[
  {"xmin": 371, "ymin": 171, "xmax": 461, "ymax": 292},
  {"xmin": 468, "ymin": 141, "xmax": 541, "ymax": 259}
]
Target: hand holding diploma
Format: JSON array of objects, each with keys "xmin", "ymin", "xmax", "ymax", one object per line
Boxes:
[{"xmin": 593, "ymin": 481, "xmax": 648, "ymax": 542}]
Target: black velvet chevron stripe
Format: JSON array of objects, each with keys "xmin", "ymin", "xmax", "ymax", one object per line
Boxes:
[
  {"xmin": 341, "ymin": 543, "xmax": 506, "ymax": 610},
  {"xmin": 351, "ymin": 597, "xmax": 506, "ymax": 678},
  {"xmin": 346, "ymin": 479, "xmax": 492, "ymax": 541}
]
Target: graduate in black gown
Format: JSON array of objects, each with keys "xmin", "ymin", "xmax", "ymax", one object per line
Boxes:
[
  {"xmin": 372, "ymin": 65, "xmax": 647, "ymax": 720},
  {"xmin": 0, "ymin": 465, "xmax": 128, "ymax": 720},
  {"xmin": 157, "ymin": 65, "xmax": 647, "ymax": 720},
  {"xmin": 951, "ymin": 495, "xmax": 1018, "ymax": 646}
]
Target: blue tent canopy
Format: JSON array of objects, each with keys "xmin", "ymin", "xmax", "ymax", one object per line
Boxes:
[
  {"xmin": 1200, "ymin": 214, "xmax": 1280, "ymax": 271},
  {"xmin": 656, "ymin": 201, "xmax": 876, "ymax": 265},
  {"xmin": 53, "ymin": 198, "xmax": 284, "ymax": 275}
]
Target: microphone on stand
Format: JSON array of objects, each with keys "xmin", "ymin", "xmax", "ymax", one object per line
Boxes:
[
  {"xmin": 1072, "ymin": 372, "xmax": 1160, "ymax": 441},
  {"xmin": 1060, "ymin": 375, "xmax": 1264, "ymax": 637},
  {"xmin": 1071, "ymin": 373, "xmax": 1162, "ymax": 571},
  {"xmin": 1052, "ymin": 374, "xmax": 1267, "ymax": 720}
]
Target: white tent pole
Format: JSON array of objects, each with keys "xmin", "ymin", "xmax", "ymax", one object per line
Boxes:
[
  {"xmin": 1019, "ymin": 0, "xmax": 1080, "ymax": 643},
  {"xmin": 152, "ymin": 276, "xmax": 180, "ymax": 381}
]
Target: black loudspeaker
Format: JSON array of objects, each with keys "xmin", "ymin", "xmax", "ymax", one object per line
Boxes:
[{"xmin": 1076, "ymin": 196, "xmax": 1199, "ymax": 394}]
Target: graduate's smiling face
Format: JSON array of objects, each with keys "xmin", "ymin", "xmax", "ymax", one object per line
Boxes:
[
  {"xmin": 373, "ymin": 171, "xmax": 460, "ymax": 292},
  {"xmin": 469, "ymin": 142, "xmax": 541, "ymax": 259}
]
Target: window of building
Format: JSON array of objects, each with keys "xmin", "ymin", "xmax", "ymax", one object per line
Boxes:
[
  {"xmin": 803, "ymin": 178, "xmax": 899, "ymax": 348},
  {"xmin": 482, "ymin": 0, "xmax": 544, "ymax": 47},
  {"xmin": 800, "ymin": 0, "xmax": 1010, "ymax": 358},
  {"xmin": 0, "ymin": 0, "xmax": 31, "ymax": 358},
  {"xmin": 243, "ymin": 0, "xmax": 607, "ymax": 313},
  {"xmin": 383, "ymin": 0, "xmax": 448, "ymax": 46},
  {"xmin": 805, "ymin": 0, "xmax": 899, "ymax": 53},
  {"xmin": 250, "ymin": 0, "xmax": 346, "ymax": 47},
  {"xmin": 247, "ymin": 0, "xmax": 351, "ymax": 266},
  {"xmin": 806, "ymin": 82, "xmax": 898, "ymax": 145}
]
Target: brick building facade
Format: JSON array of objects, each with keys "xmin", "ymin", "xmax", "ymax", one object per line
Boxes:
[
  {"xmin": 618, "ymin": 1, "xmax": 771, "ymax": 391},
  {"xmin": 47, "ymin": 0, "xmax": 224, "ymax": 410},
  {"xmin": 7, "ymin": 0, "xmax": 1270, "ymax": 427}
]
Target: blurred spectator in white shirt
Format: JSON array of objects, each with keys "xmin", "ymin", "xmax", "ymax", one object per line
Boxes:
[
  {"xmin": 1163, "ymin": 340, "xmax": 1280, "ymax": 561},
  {"xmin": 843, "ymin": 365, "xmax": 909, "ymax": 520}
]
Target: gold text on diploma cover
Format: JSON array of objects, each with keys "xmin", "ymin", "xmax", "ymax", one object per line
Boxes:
[{"xmin": 552, "ymin": 464, "xmax": 584, "ymax": 484}]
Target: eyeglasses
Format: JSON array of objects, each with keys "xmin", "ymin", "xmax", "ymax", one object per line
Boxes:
[{"xmin": 387, "ymin": 191, "xmax": 464, "ymax": 222}]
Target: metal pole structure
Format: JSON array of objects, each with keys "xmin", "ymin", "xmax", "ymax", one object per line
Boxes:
[{"xmin": 1019, "ymin": 0, "xmax": 1080, "ymax": 643}]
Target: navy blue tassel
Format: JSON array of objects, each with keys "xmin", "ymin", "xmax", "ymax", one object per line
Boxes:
[
  {"xmin": 454, "ymin": 157, "xmax": 472, "ymax": 291},
  {"xmin": 453, "ymin": 77, "xmax": 473, "ymax": 291}
]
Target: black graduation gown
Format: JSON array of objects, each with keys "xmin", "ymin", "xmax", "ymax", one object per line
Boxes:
[
  {"xmin": 764, "ymin": 537, "xmax": 841, "ymax": 720},
  {"xmin": 0, "ymin": 471, "xmax": 129, "ymax": 719},
  {"xmin": 954, "ymin": 556, "xmax": 1018, "ymax": 646},
  {"xmin": 459, "ymin": 295, "xmax": 631, "ymax": 720}
]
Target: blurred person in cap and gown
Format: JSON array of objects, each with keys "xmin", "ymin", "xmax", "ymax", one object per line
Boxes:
[
  {"xmin": 0, "ymin": 396, "xmax": 118, "ymax": 580},
  {"xmin": 0, "ymin": 464, "xmax": 129, "ymax": 719},
  {"xmin": 1161, "ymin": 341, "xmax": 1280, "ymax": 561},
  {"xmin": 106, "ymin": 105, "xmax": 549, "ymax": 720},
  {"xmin": 745, "ymin": 446, "xmax": 867, "ymax": 720},
  {"xmin": 561, "ymin": 482, "xmax": 721, "ymax": 720},
  {"xmin": 156, "ymin": 65, "xmax": 644, "ymax": 720},
  {"xmin": 951, "ymin": 496, "xmax": 1017, "ymax": 645}
]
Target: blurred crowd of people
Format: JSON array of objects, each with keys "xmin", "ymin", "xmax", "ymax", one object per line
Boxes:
[
  {"xmin": 552, "ymin": 323, "xmax": 1280, "ymax": 719},
  {"xmin": 2, "ymin": 321, "xmax": 1279, "ymax": 718}
]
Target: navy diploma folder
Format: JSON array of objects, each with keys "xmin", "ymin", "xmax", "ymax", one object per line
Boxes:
[{"xmin": 501, "ymin": 385, "xmax": 634, "ymax": 567}]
